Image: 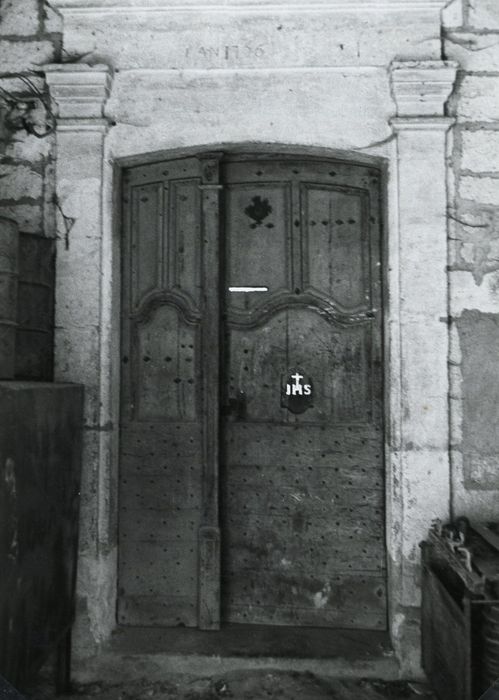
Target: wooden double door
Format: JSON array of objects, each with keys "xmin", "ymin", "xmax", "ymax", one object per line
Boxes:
[{"xmin": 118, "ymin": 152, "xmax": 387, "ymax": 632}]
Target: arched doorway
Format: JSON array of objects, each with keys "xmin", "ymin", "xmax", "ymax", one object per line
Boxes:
[{"xmin": 117, "ymin": 150, "xmax": 386, "ymax": 634}]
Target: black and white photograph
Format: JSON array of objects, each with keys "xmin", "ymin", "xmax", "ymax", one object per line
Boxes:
[{"xmin": 0, "ymin": 1, "xmax": 498, "ymax": 698}]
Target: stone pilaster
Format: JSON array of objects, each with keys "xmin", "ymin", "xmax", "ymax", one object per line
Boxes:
[
  {"xmin": 388, "ymin": 59, "xmax": 457, "ymax": 673},
  {"xmin": 44, "ymin": 63, "xmax": 117, "ymax": 654}
]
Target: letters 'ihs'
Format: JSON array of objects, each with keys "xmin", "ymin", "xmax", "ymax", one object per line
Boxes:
[{"xmin": 286, "ymin": 372, "xmax": 312, "ymax": 396}]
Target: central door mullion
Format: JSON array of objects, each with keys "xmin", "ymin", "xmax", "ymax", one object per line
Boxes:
[{"xmin": 198, "ymin": 153, "xmax": 224, "ymax": 630}]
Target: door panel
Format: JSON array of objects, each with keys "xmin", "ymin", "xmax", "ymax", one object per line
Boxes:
[
  {"xmin": 228, "ymin": 310, "xmax": 373, "ymax": 423},
  {"xmin": 119, "ymin": 157, "xmax": 205, "ymax": 627},
  {"xmin": 221, "ymin": 156, "xmax": 386, "ymax": 629},
  {"xmin": 226, "ymin": 182, "xmax": 292, "ymax": 309},
  {"xmin": 134, "ymin": 305, "xmax": 199, "ymax": 421},
  {"xmin": 303, "ymin": 185, "xmax": 368, "ymax": 308}
]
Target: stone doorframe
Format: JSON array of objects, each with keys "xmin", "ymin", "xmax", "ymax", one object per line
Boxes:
[{"xmin": 45, "ymin": 59, "xmax": 458, "ymax": 674}]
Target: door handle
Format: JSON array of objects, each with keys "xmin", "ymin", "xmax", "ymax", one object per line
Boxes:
[{"xmin": 222, "ymin": 390, "xmax": 247, "ymax": 420}]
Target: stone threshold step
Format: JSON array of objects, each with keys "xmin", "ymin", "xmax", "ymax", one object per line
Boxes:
[{"xmin": 72, "ymin": 626, "xmax": 400, "ymax": 683}]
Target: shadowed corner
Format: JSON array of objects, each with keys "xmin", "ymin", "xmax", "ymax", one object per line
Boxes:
[
  {"xmin": 0, "ymin": 675, "xmax": 26, "ymax": 700},
  {"xmin": 480, "ymin": 679, "xmax": 499, "ymax": 700}
]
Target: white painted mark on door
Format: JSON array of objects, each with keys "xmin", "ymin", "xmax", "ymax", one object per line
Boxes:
[{"xmin": 285, "ymin": 372, "xmax": 312, "ymax": 396}]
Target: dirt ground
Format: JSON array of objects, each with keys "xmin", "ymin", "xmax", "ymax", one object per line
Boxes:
[{"xmin": 27, "ymin": 672, "xmax": 434, "ymax": 700}]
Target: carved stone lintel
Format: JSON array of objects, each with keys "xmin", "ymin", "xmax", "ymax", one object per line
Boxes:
[
  {"xmin": 49, "ymin": 0, "xmax": 451, "ymax": 14},
  {"xmin": 44, "ymin": 64, "xmax": 113, "ymax": 121},
  {"xmin": 390, "ymin": 60, "xmax": 458, "ymax": 117}
]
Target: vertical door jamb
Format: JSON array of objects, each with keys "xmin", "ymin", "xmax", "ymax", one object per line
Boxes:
[{"xmin": 198, "ymin": 153, "xmax": 223, "ymax": 629}]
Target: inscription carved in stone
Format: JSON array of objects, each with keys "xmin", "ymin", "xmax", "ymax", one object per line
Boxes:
[{"xmin": 184, "ymin": 43, "xmax": 266, "ymax": 61}]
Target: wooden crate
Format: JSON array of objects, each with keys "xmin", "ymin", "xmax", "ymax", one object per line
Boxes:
[{"xmin": 422, "ymin": 538, "xmax": 499, "ymax": 700}]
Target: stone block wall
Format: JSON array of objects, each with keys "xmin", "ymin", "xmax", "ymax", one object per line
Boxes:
[
  {"xmin": 0, "ymin": 0, "xmax": 61, "ymax": 379},
  {"xmin": 445, "ymin": 0, "xmax": 499, "ymax": 515}
]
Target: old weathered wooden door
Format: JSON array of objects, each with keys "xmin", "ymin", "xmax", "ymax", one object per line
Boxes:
[
  {"xmin": 118, "ymin": 152, "xmax": 386, "ymax": 631},
  {"xmin": 220, "ymin": 155, "xmax": 386, "ymax": 629}
]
